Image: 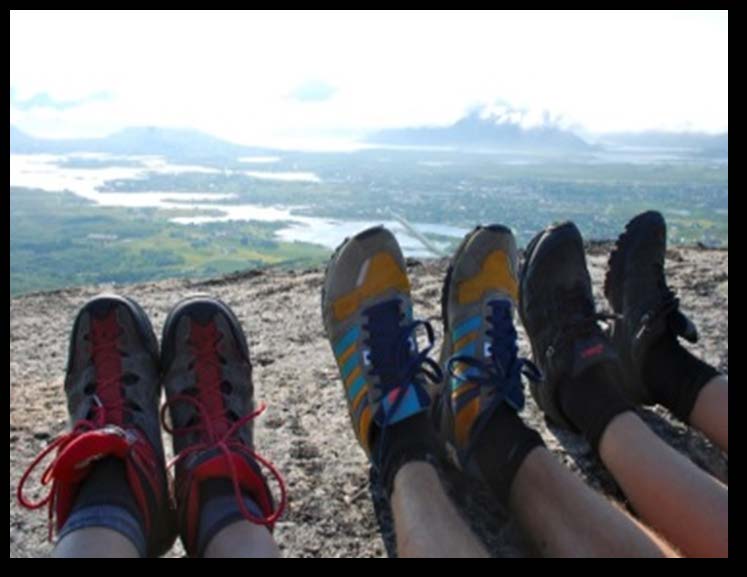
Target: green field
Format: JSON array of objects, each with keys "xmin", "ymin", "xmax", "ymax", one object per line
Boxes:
[
  {"xmin": 10, "ymin": 188, "xmax": 329, "ymax": 296},
  {"xmin": 10, "ymin": 147, "xmax": 728, "ymax": 296}
]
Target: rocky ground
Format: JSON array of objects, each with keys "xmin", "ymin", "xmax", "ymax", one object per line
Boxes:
[{"xmin": 10, "ymin": 243, "xmax": 728, "ymax": 557}]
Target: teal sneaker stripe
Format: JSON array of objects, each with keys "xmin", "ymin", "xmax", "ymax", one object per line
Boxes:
[
  {"xmin": 347, "ymin": 374, "xmax": 366, "ymax": 401},
  {"xmin": 353, "ymin": 393, "xmax": 369, "ymax": 422},
  {"xmin": 334, "ymin": 326, "xmax": 360, "ymax": 357},
  {"xmin": 451, "ymin": 370, "xmax": 480, "ymax": 391},
  {"xmin": 453, "ymin": 341, "xmax": 477, "ymax": 358},
  {"xmin": 452, "ymin": 316, "xmax": 481, "ymax": 342},
  {"xmin": 386, "ymin": 385, "xmax": 426, "ymax": 424},
  {"xmin": 341, "ymin": 356, "xmax": 358, "ymax": 381},
  {"xmin": 451, "ymin": 376, "xmax": 461, "ymax": 392}
]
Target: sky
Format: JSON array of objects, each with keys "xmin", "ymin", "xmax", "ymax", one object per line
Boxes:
[{"xmin": 9, "ymin": 10, "xmax": 729, "ymax": 147}]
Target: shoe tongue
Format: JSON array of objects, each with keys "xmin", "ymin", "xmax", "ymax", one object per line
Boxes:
[
  {"xmin": 365, "ymin": 299, "xmax": 414, "ymax": 381},
  {"xmin": 487, "ymin": 330, "xmax": 514, "ymax": 370},
  {"xmin": 52, "ymin": 426, "xmax": 134, "ymax": 484}
]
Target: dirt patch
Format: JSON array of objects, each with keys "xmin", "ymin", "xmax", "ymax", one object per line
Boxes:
[{"xmin": 10, "ymin": 247, "xmax": 728, "ymax": 557}]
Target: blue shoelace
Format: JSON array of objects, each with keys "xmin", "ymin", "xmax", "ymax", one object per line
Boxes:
[
  {"xmin": 446, "ymin": 300, "xmax": 542, "ymax": 459},
  {"xmin": 362, "ymin": 298, "xmax": 443, "ymax": 467}
]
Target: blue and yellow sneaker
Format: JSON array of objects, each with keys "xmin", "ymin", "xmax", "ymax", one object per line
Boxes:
[
  {"xmin": 434, "ymin": 225, "xmax": 543, "ymax": 495},
  {"xmin": 321, "ymin": 226, "xmax": 442, "ymax": 492}
]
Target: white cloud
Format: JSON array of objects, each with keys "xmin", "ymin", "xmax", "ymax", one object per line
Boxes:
[{"xmin": 10, "ymin": 10, "xmax": 728, "ymax": 145}]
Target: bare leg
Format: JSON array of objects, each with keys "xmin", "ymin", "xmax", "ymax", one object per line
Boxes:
[
  {"xmin": 390, "ymin": 461, "xmax": 488, "ymax": 557},
  {"xmin": 509, "ymin": 447, "xmax": 677, "ymax": 557},
  {"xmin": 53, "ymin": 527, "xmax": 140, "ymax": 558},
  {"xmin": 203, "ymin": 521, "xmax": 281, "ymax": 558},
  {"xmin": 599, "ymin": 411, "xmax": 728, "ymax": 557},
  {"xmin": 689, "ymin": 375, "xmax": 728, "ymax": 454}
]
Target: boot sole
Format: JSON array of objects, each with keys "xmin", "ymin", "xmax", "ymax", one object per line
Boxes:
[{"xmin": 604, "ymin": 210, "xmax": 666, "ymax": 313}]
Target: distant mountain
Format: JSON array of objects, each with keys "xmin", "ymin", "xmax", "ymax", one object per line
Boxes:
[
  {"xmin": 596, "ymin": 131, "xmax": 728, "ymax": 158},
  {"xmin": 9, "ymin": 125, "xmax": 263, "ymax": 160},
  {"xmin": 367, "ymin": 112, "xmax": 592, "ymax": 152}
]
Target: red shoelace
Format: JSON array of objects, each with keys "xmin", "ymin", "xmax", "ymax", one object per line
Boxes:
[
  {"xmin": 160, "ymin": 325, "xmax": 286, "ymax": 528},
  {"xmin": 17, "ymin": 317, "xmax": 161, "ymax": 539}
]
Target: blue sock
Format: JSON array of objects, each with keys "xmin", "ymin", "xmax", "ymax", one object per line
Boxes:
[
  {"xmin": 196, "ymin": 478, "xmax": 265, "ymax": 557},
  {"xmin": 58, "ymin": 457, "xmax": 147, "ymax": 557}
]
